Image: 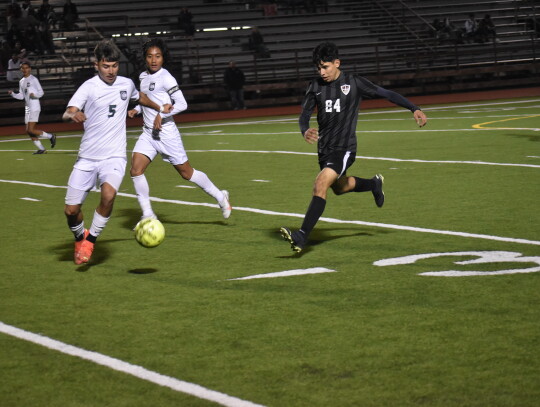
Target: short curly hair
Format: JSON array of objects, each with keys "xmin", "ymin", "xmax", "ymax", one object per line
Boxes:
[{"xmin": 142, "ymin": 38, "xmax": 170, "ymax": 65}]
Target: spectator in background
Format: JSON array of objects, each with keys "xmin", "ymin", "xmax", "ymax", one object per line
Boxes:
[
  {"xmin": 262, "ymin": 2, "xmax": 278, "ymax": 17},
  {"xmin": 7, "ymin": 52, "xmax": 23, "ymax": 81},
  {"xmin": 62, "ymin": 0, "xmax": 78, "ymax": 30},
  {"xmin": 478, "ymin": 14, "xmax": 497, "ymax": 43},
  {"xmin": 223, "ymin": 61, "xmax": 246, "ymax": 110},
  {"xmin": 12, "ymin": 40, "xmax": 28, "ymax": 59},
  {"xmin": 464, "ymin": 13, "xmax": 478, "ymax": 43},
  {"xmin": 178, "ymin": 8, "xmax": 195, "ymax": 37},
  {"xmin": 0, "ymin": 41, "xmax": 11, "ymax": 74},
  {"xmin": 430, "ymin": 18, "xmax": 444, "ymax": 40},
  {"xmin": 37, "ymin": 0, "xmax": 57, "ymax": 29},
  {"xmin": 38, "ymin": 18, "xmax": 55, "ymax": 54},
  {"xmin": 248, "ymin": 26, "xmax": 270, "ymax": 58},
  {"xmin": 6, "ymin": 1, "xmax": 22, "ymax": 31},
  {"xmin": 20, "ymin": 0, "xmax": 36, "ymax": 19}
]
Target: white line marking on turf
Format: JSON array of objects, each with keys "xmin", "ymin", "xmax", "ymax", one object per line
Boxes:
[
  {"xmin": 0, "ymin": 322, "xmax": 265, "ymax": 407},
  {"xmin": 3, "ymin": 147, "xmax": 535, "ymax": 168},
  {"xmin": 252, "ymin": 179, "xmax": 270, "ymax": 183},
  {"xmin": 2, "ymin": 179, "xmax": 539, "ymax": 246},
  {"xmin": 186, "ymin": 150, "xmax": 540, "ymax": 169},
  {"xmin": 227, "ymin": 267, "xmax": 337, "ymax": 280},
  {"xmin": 20, "ymin": 197, "xmax": 41, "ymax": 201}
]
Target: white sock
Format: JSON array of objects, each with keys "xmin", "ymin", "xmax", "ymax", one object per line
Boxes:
[
  {"xmin": 189, "ymin": 169, "xmax": 224, "ymax": 203},
  {"xmin": 89, "ymin": 210, "xmax": 110, "ymax": 238},
  {"xmin": 132, "ymin": 174, "xmax": 155, "ymax": 217},
  {"xmin": 33, "ymin": 140, "xmax": 45, "ymax": 150},
  {"xmin": 39, "ymin": 131, "xmax": 52, "ymax": 139},
  {"xmin": 69, "ymin": 222, "xmax": 85, "ymax": 240}
]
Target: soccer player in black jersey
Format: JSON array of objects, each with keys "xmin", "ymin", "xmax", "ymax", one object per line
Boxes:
[{"xmin": 280, "ymin": 42, "xmax": 427, "ymax": 253}]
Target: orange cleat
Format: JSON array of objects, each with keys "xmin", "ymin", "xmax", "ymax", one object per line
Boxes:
[
  {"xmin": 74, "ymin": 229, "xmax": 90, "ymax": 265},
  {"xmin": 77, "ymin": 239, "xmax": 94, "ymax": 264}
]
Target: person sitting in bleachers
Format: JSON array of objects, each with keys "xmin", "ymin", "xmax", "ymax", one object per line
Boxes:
[
  {"xmin": 477, "ymin": 14, "xmax": 497, "ymax": 43},
  {"xmin": 248, "ymin": 26, "xmax": 270, "ymax": 58},
  {"xmin": 463, "ymin": 13, "xmax": 478, "ymax": 43},
  {"xmin": 178, "ymin": 8, "xmax": 195, "ymax": 37},
  {"xmin": 62, "ymin": 0, "xmax": 78, "ymax": 30}
]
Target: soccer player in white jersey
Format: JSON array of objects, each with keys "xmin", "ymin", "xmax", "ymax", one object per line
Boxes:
[
  {"xmin": 8, "ymin": 62, "xmax": 56, "ymax": 154},
  {"xmin": 128, "ymin": 38, "xmax": 231, "ymax": 224},
  {"xmin": 62, "ymin": 40, "xmax": 172, "ymax": 265}
]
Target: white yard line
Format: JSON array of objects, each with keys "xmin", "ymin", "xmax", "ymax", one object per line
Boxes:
[
  {"xmin": 1, "ymin": 148, "xmax": 537, "ymax": 168},
  {"xmin": 0, "ymin": 322, "xmax": 265, "ymax": 407},
  {"xmin": 186, "ymin": 149, "xmax": 540, "ymax": 169},
  {"xmin": 1, "ymin": 179, "xmax": 539, "ymax": 246}
]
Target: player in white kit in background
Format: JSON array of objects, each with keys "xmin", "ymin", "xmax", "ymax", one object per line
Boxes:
[
  {"xmin": 128, "ymin": 38, "xmax": 231, "ymax": 224},
  {"xmin": 62, "ymin": 39, "xmax": 172, "ymax": 265},
  {"xmin": 8, "ymin": 62, "xmax": 57, "ymax": 154}
]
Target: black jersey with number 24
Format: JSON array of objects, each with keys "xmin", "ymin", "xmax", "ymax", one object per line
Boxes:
[{"xmin": 301, "ymin": 72, "xmax": 418, "ymax": 160}]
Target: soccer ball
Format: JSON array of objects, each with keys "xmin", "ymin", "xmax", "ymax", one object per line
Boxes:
[{"xmin": 134, "ymin": 218, "xmax": 165, "ymax": 248}]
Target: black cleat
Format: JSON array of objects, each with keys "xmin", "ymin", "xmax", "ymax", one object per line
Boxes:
[
  {"xmin": 33, "ymin": 149, "xmax": 46, "ymax": 155},
  {"xmin": 50, "ymin": 133, "xmax": 57, "ymax": 148},
  {"xmin": 279, "ymin": 227, "xmax": 305, "ymax": 253},
  {"xmin": 372, "ymin": 174, "xmax": 385, "ymax": 208}
]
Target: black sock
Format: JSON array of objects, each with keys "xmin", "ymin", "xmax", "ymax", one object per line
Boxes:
[
  {"xmin": 353, "ymin": 177, "xmax": 374, "ymax": 192},
  {"xmin": 298, "ymin": 196, "xmax": 326, "ymax": 240},
  {"xmin": 86, "ymin": 233, "xmax": 97, "ymax": 243}
]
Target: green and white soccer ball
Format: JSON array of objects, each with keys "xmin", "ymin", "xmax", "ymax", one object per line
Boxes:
[{"xmin": 134, "ymin": 218, "xmax": 165, "ymax": 248}]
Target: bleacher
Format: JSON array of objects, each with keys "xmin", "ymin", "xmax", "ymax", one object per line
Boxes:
[{"xmin": 1, "ymin": 0, "xmax": 538, "ymax": 125}]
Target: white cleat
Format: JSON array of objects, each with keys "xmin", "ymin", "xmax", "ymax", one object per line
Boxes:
[{"xmin": 219, "ymin": 190, "xmax": 232, "ymax": 219}]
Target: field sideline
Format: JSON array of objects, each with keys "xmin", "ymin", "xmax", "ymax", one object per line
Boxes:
[{"xmin": 0, "ymin": 95, "xmax": 539, "ymax": 406}]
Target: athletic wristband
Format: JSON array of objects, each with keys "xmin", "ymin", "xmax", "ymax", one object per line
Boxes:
[{"xmin": 159, "ymin": 105, "xmax": 165, "ymax": 113}]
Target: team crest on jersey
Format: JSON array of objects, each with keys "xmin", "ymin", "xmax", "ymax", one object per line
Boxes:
[
  {"xmin": 341, "ymin": 84, "xmax": 350, "ymax": 95},
  {"xmin": 149, "ymin": 83, "xmax": 155, "ymax": 91},
  {"xmin": 120, "ymin": 91, "xmax": 127, "ymax": 100}
]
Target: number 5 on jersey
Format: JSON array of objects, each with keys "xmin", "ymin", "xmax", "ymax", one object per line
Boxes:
[{"xmin": 108, "ymin": 105, "xmax": 117, "ymax": 117}]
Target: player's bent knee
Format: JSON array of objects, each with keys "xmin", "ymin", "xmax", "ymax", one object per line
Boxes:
[
  {"xmin": 64, "ymin": 205, "xmax": 80, "ymax": 217},
  {"xmin": 130, "ymin": 168, "xmax": 144, "ymax": 177}
]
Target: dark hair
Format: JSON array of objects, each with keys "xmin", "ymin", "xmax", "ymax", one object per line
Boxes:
[
  {"xmin": 142, "ymin": 38, "xmax": 170, "ymax": 65},
  {"xmin": 312, "ymin": 42, "xmax": 339, "ymax": 66},
  {"xmin": 20, "ymin": 61, "xmax": 31, "ymax": 68},
  {"xmin": 94, "ymin": 39, "xmax": 121, "ymax": 63}
]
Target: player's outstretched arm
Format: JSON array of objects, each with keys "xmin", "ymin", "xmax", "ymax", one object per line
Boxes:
[{"xmin": 413, "ymin": 110, "xmax": 427, "ymax": 127}]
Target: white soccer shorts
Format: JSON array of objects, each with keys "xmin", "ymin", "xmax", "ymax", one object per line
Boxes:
[
  {"xmin": 65, "ymin": 157, "xmax": 127, "ymax": 205},
  {"xmin": 133, "ymin": 132, "xmax": 188, "ymax": 166},
  {"xmin": 25, "ymin": 108, "xmax": 40, "ymax": 124}
]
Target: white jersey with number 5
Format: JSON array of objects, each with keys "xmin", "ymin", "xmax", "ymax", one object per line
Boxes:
[{"xmin": 68, "ymin": 75, "xmax": 139, "ymax": 160}]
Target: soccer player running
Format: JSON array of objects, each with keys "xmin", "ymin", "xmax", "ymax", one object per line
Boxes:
[
  {"xmin": 63, "ymin": 39, "xmax": 172, "ymax": 265},
  {"xmin": 280, "ymin": 42, "xmax": 427, "ymax": 253},
  {"xmin": 128, "ymin": 38, "xmax": 231, "ymax": 224},
  {"xmin": 8, "ymin": 62, "xmax": 56, "ymax": 154}
]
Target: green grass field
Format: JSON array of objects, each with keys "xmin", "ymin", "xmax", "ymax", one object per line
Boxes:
[{"xmin": 1, "ymin": 97, "xmax": 539, "ymax": 406}]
